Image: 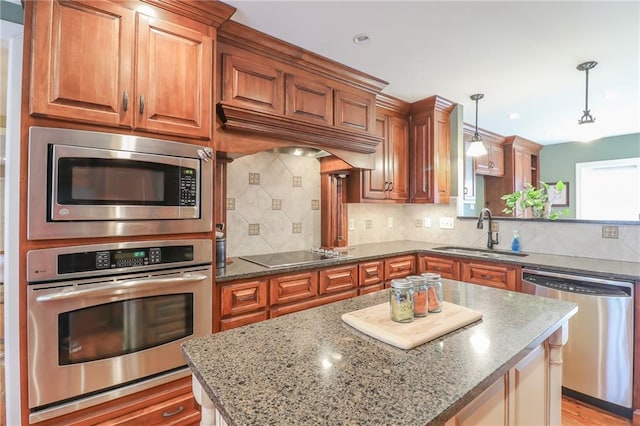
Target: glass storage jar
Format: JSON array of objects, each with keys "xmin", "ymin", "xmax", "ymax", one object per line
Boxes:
[
  {"xmin": 389, "ymin": 278, "xmax": 414, "ymax": 323},
  {"xmin": 406, "ymin": 275, "xmax": 428, "ymax": 317},
  {"xmin": 421, "ymin": 272, "xmax": 443, "ymax": 313}
]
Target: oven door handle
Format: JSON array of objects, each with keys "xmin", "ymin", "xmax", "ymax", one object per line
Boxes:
[{"xmin": 34, "ymin": 274, "xmax": 209, "ymax": 302}]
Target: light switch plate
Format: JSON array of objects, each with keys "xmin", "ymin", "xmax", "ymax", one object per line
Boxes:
[
  {"xmin": 439, "ymin": 217, "xmax": 455, "ymax": 229},
  {"xmin": 387, "ymin": 217, "xmax": 393, "ymax": 228},
  {"xmin": 348, "ymin": 219, "xmax": 355, "ymax": 231},
  {"xmin": 423, "ymin": 217, "xmax": 431, "ymax": 228}
]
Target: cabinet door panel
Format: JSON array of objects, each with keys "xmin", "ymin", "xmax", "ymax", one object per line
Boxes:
[
  {"xmin": 270, "ymin": 272, "xmax": 318, "ymax": 305},
  {"xmin": 409, "ymin": 111, "xmax": 432, "ymax": 202},
  {"xmin": 222, "ymin": 54, "xmax": 283, "ymax": 114},
  {"xmin": 334, "ymin": 89, "xmax": 374, "ymax": 132},
  {"xmin": 221, "ymin": 279, "xmax": 268, "ymax": 317},
  {"xmin": 285, "ymin": 74, "xmax": 333, "ymax": 125},
  {"xmin": 319, "ymin": 265, "xmax": 358, "ymax": 295},
  {"xmin": 137, "ymin": 15, "xmax": 212, "ymax": 138},
  {"xmin": 418, "ymin": 255, "xmax": 459, "ymax": 280},
  {"xmin": 359, "ymin": 261, "xmax": 384, "ymax": 286},
  {"xmin": 388, "ymin": 116, "xmax": 409, "ymax": 201},
  {"xmin": 30, "ymin": 0, "xmax": 134, "ymax": 127},
  {"xmin": 384, "ymin": 255, "xmax": 415, "ymax": 281},
  {"xmin": 361, "ymin": 115, "xmax": 388, "ymax": 199},
  {"xmin": 461, "ymin": 261, "xmax": 517, "ymax": 291}
]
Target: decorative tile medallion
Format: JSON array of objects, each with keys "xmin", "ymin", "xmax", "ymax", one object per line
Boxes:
[
  {"xmin": 272, "ymin": 199, "xmax": 282, "ymax": 210},
  {"xmin": 292, "ymin": 222, "xmax": 302, "ymax": 234},
  {"xmin": 226, "ymin": 198, "xmax": 235, "ymax": 210},
  {"xmin": 249, "ymin": 172, "xmax": 260, "ymax": 185},
  {"xmin": 248, "ymin": 224, "xmax": 260, "ymax": 236},
  {"xmin": 365, "ymin": 219, "xmax": 373, "ymax": 229},
  {"xmin": 292, "ymin": 176, "xmax": 302, "ymax": 187},
  {"xmin": 415, "ymin": 219, "xmax": 423, "ymax": 228},
  {"xmin": 311, "ymin": 200, "xmax": 320, "ymax": 210}
]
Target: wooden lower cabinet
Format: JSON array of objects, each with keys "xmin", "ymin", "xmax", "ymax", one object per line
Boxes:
[
  {"xmin": 418, "ymin": 254, "xmax": 460, "ymax": 279},
  {"xmin": 461, "ymin": 260, "xmax": 519, "ymax": 292},
  {"xmin": 446, "ymin": 342, "xmax": 552, "ymax": 426},
  {"xmin": 358, "ymin": 260, "xmax": 385, "ymax": 295},
  {"xmin": 218, "ymin": 278, "xmax": 268, "ymax": 332},
  {"xmin": 37, "ymin": 377, "xmax": 199, "ymax": 426},
  {"xmin": 384, "ymin": 255, "xmax": 416, "ymax": 287}
]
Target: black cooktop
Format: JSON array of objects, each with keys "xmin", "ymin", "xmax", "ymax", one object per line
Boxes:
[{"xmin": 240, "ymin": 250, "xmax": 345, "ymax": 268}]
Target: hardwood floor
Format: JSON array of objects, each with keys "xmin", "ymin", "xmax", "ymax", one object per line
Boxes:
[{"xmin": 562, "ymin": 396, "xmax": 632, "ymax": 426}]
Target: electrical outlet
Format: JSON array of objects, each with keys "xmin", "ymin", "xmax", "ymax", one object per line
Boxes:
[
  {"xmin": 439, "ymin": 217, "xmax": 455, "ymax": 229},
  {"xmin": 348, "ymin": 219, "xmax": 355, "ymax": 231},
  {"xmin": 491, "ymin": 221, "xmax": 499, "ymax": 232},
  {"xmin": 423, "ymin": 217, "xmax": 431, "ymax": 228},
  {"xmin": 387, "ymin": 217, "xmax": 393, "ymax": 228}
]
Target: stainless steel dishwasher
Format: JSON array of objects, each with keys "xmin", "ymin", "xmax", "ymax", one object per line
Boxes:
[{"xmin": 522, "ymin": 268, "xmax": 634, "ymax": 419}]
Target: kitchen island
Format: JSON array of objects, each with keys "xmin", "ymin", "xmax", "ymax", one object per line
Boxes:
[{"xmin": 182, "ymin": 279, "xmax": 577, "ymax": 426}]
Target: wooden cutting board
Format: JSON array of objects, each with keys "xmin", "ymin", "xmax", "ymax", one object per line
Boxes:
[{"xmin": 341, "ymin": 301, "xmax": 482, "ymax": 350}]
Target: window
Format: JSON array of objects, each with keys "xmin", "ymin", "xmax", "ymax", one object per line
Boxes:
[{"xmin": 576, "ymin": 158, "xmax": 640, "ymax": 220}]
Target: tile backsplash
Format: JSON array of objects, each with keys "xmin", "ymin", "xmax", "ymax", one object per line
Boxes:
[{"xmin": 226, "ymin": 151, "xmax": 321, "ymax": 257}]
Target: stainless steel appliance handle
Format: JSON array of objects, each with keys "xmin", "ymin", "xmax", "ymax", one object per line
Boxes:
[{"xmin": 35, "ymin": 274, "xmax": 208, "ymax": 302}]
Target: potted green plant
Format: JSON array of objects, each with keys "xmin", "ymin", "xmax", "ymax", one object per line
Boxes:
[{"xmin": 501, "ymin": 181, "xmax": 569, "ymax": 219}]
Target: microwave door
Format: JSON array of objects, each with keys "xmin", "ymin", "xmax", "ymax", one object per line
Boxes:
[{"xmin": 50, "ymin": 144, "xmax": 200, "ymax": 221}]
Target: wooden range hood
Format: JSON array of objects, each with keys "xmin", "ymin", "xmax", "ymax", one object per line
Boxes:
[{"xmin": 214, "ymin": 20, "xmax": 388, "ymax": 170}]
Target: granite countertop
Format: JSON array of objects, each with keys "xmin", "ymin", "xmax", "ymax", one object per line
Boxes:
[
  {"xmin": 182, "ymin": 280, "xmax": 577, "ymax": 426},
  {"xmin": 216, "ymin": 240, "xmax": 640, "ymax": 283}
]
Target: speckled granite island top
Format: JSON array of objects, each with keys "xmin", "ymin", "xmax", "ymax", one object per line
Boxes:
[{"xmin": 182, "ymin": 280, "xmax": 577, "ymax": 426}]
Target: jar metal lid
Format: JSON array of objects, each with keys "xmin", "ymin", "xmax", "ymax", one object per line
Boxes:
[
  {"xmin": 406, "ymin": 275, "xmax": 427, "ymax": 285},
  {"xmin": 420, "ymin": 272, "xmax": 442, "ymax": 281},
  {"xmin": 390, "ymin": 278, "xmax": 413, "ymax": 289}
]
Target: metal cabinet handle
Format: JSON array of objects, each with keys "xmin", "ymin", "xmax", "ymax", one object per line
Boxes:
[
  {"xmin": 162, "ymin": 405, "xmax": 185, "ymax": 417},
  {"xmin": 464, "ymin": 187, "xmax": 468, "ymax": 195},
  {"xmin": 479, "ymin": 274, "xmax": 495, "ymax": 280},
  {"xmin": 123, "ymin": 91, "xmax": 129, "ymax": 111},
  {"xmin": 139, "ymin": 95, "xmax": 145, "ymax": 114},
  {"xmin": 235, "ymin": 293, "xmax": 257, "ymax": 302},
  {"xmin": 489, "ymin": 161, "xmax": 494, "ymax": 168},
  {"xmin": 388, "ymin": 181, "xmax": 393, "ymax": 191}
]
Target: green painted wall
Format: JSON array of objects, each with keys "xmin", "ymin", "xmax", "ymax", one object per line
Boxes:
[{"xmin": 540, "ymin": 132, "xmax": 640, "ymax": 217}]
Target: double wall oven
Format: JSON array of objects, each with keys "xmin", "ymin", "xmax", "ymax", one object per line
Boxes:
[
  {"xmin": 24, "ymin": 127, "xmax": 216, "ymax": 422},
  {"xmin": 26, "ymin": 239, "xmax": 212, "ymax": 422}
]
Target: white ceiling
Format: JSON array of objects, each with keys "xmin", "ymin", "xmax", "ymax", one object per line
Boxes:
[{"xmin": 224, "ymin": 0, "xmax": 640, "ymax": 145}]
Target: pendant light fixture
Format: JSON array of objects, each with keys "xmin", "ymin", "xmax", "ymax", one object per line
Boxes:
[
  {"xmin": 577, "ymin": 61, "xmax": 597, "ymax": 124},
  {"xmin": 467, "ymin": 93, "xmax": 488, "ymax": 157}
]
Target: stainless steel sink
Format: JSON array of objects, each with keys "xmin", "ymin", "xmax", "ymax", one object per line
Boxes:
[{"xmin": 432, "ymin": 246, "xmax": 529, "ymax": 259}]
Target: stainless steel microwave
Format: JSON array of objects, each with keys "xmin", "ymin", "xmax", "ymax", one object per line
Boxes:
[{"xmin": 27, "ymin": 127, "xmax": 213, "ymax": 240}]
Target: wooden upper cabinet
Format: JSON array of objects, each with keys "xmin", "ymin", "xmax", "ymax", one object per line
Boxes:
[
  {"xmin": 410, "ymin": 96, "xmax": 454, "ymax": 204},
  {"xmin": 30, "ymin": 0, "xmax": 135, "ymax": 127},
  {"xmin": 475, "ymin": 142, "xmax": 505, "ymax": 176},
  {"xmin": 346, "ymin": 95, "xmax": 409, "ymax": 203},
  {"xmin": 221, "ymin": 53, "xmax": 284, "ymax": 114},
  {"xmin": 30, "ymin": 0, "xmax": 213, "ymax": 139},
  {"xmin": 334, "ymin": 89, "xmax": 375, "ymax": 133},
  {"xmin": 285, "ymin": 74, "xmax": 333, "ymax": 125},
  {"xmin": 135, "ymin": 14, "xmax": 212, "ymax": 138}
]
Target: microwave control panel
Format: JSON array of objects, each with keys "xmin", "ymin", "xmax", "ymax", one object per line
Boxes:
[
  {"xmin": 180, "ymin": 167, "xmax": 197, "ymax": 206},
  {"xmin": 58, "ymin": 245, "xmax": 195, "ymax": 274}
]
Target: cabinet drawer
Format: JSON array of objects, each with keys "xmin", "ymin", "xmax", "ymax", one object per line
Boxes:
[
  {"xmin": 220, "ymin": 311, "xmax": 269, "ymax": 331},
  {"xmin": 319, "ymin": 264, "xmax": 358, "ymax": 295},
  {"xmin": 418, "ymin": 255, "xmax": 460, "ymax": 280},
  {"xmin": 270, "ymin": 272, "xmax": 318, "ymax": 305},
  {"xmin": 359, "ymin": 261, "xmax": 384, "ymax": 286},
  {"xmin": 99, "ymin": 392, "xmax": 199, "ymax": 425},
  {"xmin": 461, "ymin": 262, "xmax": 518, "ymax": 291},
  {"xmin": 221, "ymin": 279, "xmax": 268, "ymax": 317},
  {"xmin": 384, "ymin": 255, "xmax": 415, "ymax": 280}
]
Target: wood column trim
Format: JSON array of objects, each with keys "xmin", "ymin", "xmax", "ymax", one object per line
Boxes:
[
  {"xmin": 548, "ymin": 322, "xmax": 569, "ymax": 426},
  {"xmin": 320, "ymin": 172, "xmax": 348, "ymax": 248}
]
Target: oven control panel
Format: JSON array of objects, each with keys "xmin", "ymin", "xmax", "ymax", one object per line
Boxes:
[{"xmin": 58, "ymin": 245, "xmax": 194, "ymax": 274}]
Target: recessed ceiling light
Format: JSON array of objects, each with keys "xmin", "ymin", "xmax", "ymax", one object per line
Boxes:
[
  {"xmin": 509, "ymin": 112, "xmax": 520, "ymax": 120},
  {"xmin": 352, "ymin": 33, "xmax": 371, "ymax": 45}
]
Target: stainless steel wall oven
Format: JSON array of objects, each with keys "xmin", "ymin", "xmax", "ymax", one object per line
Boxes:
[
  {"xmin": 26, "ymin": 239, "xmax": 212, "ymax": 422},
  {"xmin": 27, "ymin": 126, "xmax": 213, "ymax": 240}
]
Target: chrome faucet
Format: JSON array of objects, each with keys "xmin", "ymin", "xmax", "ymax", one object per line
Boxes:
[{"xmin": 477, "ymin": 208, "xmax": 499, "ymax": 249}]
